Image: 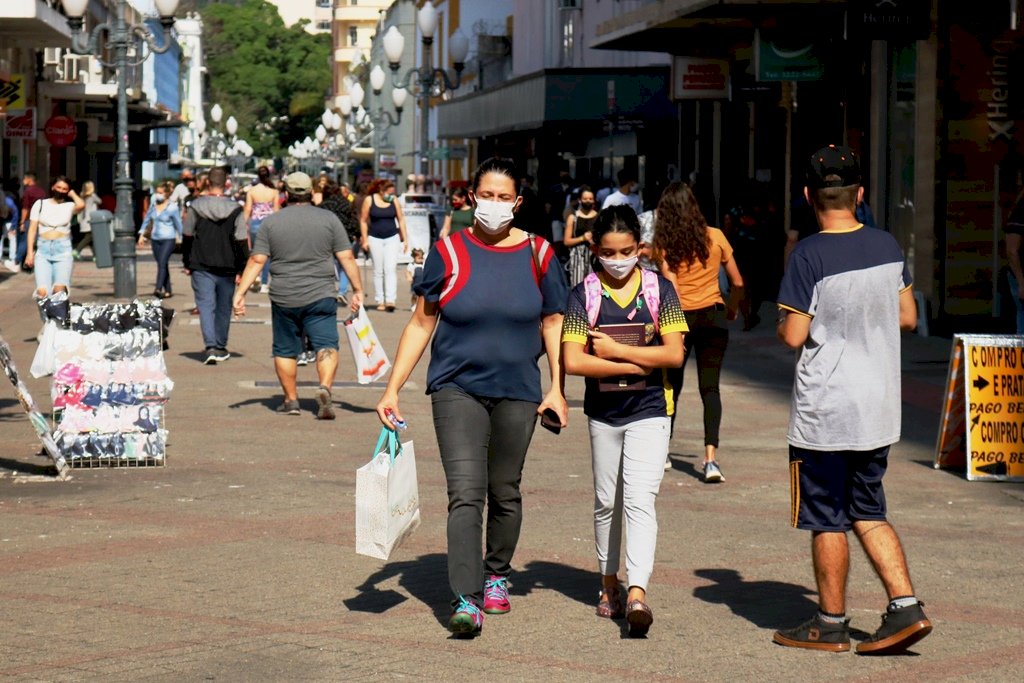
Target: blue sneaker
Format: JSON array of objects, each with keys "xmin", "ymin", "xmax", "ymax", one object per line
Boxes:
[
  {"xmin": 448, "ymin": 596, "xmax": 483, "ymax": 636},
  {"xmin": 483, "ymin": 575, "xmax": 511, "ymax": 614}
]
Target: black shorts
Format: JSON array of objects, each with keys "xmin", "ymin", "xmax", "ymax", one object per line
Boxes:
[{"xmin": 789, "ymin": 445, "xmax": 889, "ymax": 532}]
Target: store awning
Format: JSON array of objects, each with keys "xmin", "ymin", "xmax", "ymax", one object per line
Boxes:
[
  {"xmin": 590, "ymin": 0, "xmax": 845, "ymax": 54},
  {"xmin": 436, "ymin": 68, "xmax": 675, "ymax": 139}
]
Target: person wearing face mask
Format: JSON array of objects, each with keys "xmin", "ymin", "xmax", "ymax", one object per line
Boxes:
[
  {"xmin": 563, "ymin": 185, "xmax": 599, "ymax": 286},
  {"xmin": 24, "ymin": 175, "xmax": 85, "ymax": 299},
  {"xmin": 439, "ymin": 187, "xmax": 474, "ymax": 238},
  {"xmin": 138, "ymin": 181, "xmax": 183, "ymax": 298},
  {"xmin": 359, "ymin": 178, "xmax": 408, "ymax": 312},
  {"xmin": 601, "ymin": 169, "xmax": 643, "ymax": 215},
  {"xmin": 653, "ymin": 181, "xmax": 744, "ymax": 482},
  {"xmin": 561, "ymin": 204, "xmax": 687, "ymax": 637},
  {"xmin": 375, "ymin": 157, "xmax": 569, "ymax": 637}
]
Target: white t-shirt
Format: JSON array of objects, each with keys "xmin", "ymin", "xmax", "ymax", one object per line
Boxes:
[
  {"xmin": 30, "ymin": 199, "xmax": 76, "ymax": 237},
  {"xmin": 601, "ymin": 189, "xmax": 642, "ymax": 214}
]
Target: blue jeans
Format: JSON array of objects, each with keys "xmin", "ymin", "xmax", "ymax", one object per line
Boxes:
[
  {"xmin": 249, "ymin": 217, "xmax": 270, "ymax": 285},
  {"xmin": 191, "ymin": 270, "xmax": 234, "ymax": 350},
  {"xmin": 33, "ymin": 238, "xmax": 73, "ymax": 294},
  {"xmin": 151, "ymin": 238, "xmax": 176, "ymax": 294},
  {"xmin": 16, "ymin": 219, "xmax": 29, "ymax": 265},
  {"xmin": 1010, "ymin": 272, "xmax": 1024, "ymax": 335},
  {"xmin": 335, "ymin": 245, "xmax": 354, "ymax": 296}
]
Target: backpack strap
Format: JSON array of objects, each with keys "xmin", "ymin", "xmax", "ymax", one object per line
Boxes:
[
  {"xmin": 640, "ymin": 269, "xmax": 661, "ymax": 334},
  {"xmin": 583, "ymin": 272, "xmax": 603, "ymax": 329}
]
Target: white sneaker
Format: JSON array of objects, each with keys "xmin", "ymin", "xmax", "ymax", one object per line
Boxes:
[
  {"xmin": 3, "ymin": 259, "xmax": 18, "ymax": 273},
  {"xmin": 664, "ymin": 456, "xmax": 672, "ymax": 471},
  {"xmin": 703, "ymin": 460, "xmax": 724, "ymax": 483},
  {"xmin": 259, "ymin": 284, "xmax": 270, "ymax": 294}
]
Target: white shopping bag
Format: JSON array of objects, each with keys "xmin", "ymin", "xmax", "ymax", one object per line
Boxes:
[
  {"xmin": 30, "ymin": 320, "xmax": 58, "ymax": 379},
  {"xmin": 355, "ymin": 428, "xmax": 421, "ymax": 560},
  {"xmin": 344, "ymin": 305, "xmax": 391, "ymax": 384}
]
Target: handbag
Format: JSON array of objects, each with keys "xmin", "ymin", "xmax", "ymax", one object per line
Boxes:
[
  {"xmin": 355, "ymin": 427, "xmax": 421, "ymax": 560},
  {"xmin": 343, "ymin": 305, "xmax": 391, "ymax": 384}
]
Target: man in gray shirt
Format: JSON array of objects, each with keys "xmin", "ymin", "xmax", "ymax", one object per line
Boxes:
[{"xmin": 233, "ymin": 172, "xmax": 363, "ymax": 419}]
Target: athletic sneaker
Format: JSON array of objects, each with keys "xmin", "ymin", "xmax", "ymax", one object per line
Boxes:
[
  {"xmin": 703, "ymin": 460, "xmax": 724, "ymax": 483},
  {"xmin": 773, "ymin": 613, "xmax": 851, "ymax": 652},
  {"xmin": 296, "ymin": 350, "xmax": 315, "ymax": 366},
  {"xmin": 276, "ymin": 399, "xmax": 301, "ymax": 416},
  {"xmin": 315, "ymin": 385, "xmax": 335, "ymax": 420},
  {"xmin": 448, "ymin": 596, "xmax": 483, "ymax": 636},
  {"xmin": 2, "ymin": 259, "xmax": 18, "ymax": 273},
  {"xmin": 209, "ymin": 348, "xmax": 230, "ymax": 362},
  {"xmin": 202, "ymin": 348, "xmax": 219, "ymax": 365},
  {"xmin": 259, "ymin": 283, "xmax": 270, "ymax": 294},
  {"xmin": 483, "ymin": 575, "xmax": 511, "ymax": 614},
  {"xmin": 856, "ymin": 602, "xmax": 932, "ymax": 655},
  {"xmin": 664, "ymin": 456, "xmax": 672, "ymax": 471}
]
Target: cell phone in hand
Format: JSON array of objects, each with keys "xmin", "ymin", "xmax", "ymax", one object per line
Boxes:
[{"xmin": 540, "ymin": 408, "xmax": 561, "ymax": 435}]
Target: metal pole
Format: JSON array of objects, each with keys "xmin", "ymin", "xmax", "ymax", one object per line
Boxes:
[
  {"xmin": 420, "ymin": 68, "xmax": 430, "ymax": 177},
  {"xmin": 112, "ymin": 0, "xmax": 136, "ymax": 298}
]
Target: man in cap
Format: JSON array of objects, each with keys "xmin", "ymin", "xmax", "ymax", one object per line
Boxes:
[
  {"xmin": 182, "ymin": 167, "xmax": 248, "ymax": 365},
  {"xmin": 772, "ymin": 145, "xmax": 930, "ymax": 655},
  {"xmin": 232, "ymin": 172, "xmax": 364, "ymax": 419}
]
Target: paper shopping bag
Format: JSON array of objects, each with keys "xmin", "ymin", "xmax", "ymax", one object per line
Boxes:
[
  {"xmin": 355, "ymin": 427, "xmax": 421, "ymax": 560},
  {"xmin": 344, "ymin": 305, "xmax": 391, "ymax": 384}
]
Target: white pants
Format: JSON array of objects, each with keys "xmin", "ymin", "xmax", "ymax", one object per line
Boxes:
[
  {"xmin": 589, "ymin": 416, "xmax": 670, "ymax": 591},
  {"xmin": 368, "ymin": 234, "xmax": 400, "ymax": 304}
]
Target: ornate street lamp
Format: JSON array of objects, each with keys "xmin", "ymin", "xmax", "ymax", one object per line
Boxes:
[
  {"xmin": 382, "ymin": 1, "xmax": 469, "ymax": 175},
  {"xmin": 61, "ymin": 0, "xmax": 180, "ymax": 298}
]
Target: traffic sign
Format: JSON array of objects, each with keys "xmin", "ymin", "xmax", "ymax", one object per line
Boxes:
[{"xmin": 935, "ymin": 334, "xmax": 1024, "ymax": 481}]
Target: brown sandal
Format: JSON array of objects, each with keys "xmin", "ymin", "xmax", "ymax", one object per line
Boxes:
[
  {"xmin": 596, "ymin": 587, "xmax": 624, "ymax": 619},
  {"xmin": 626, "ymin": 599, "xmax": 654, "ymax": 636}
]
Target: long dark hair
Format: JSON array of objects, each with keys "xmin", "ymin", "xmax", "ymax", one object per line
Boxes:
[
  {"xmin": 257, "ymin": 165, "xmax": 274, "ymax": 188},
  {"xmin": 653, "ymin": 181, "xmax": 710, "ymax": 271},
  {"xmin": 472, "ymin": 157, "xmax": 517, "ymax": 192}
]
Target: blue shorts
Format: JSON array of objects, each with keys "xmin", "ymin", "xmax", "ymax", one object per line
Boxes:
[
  {"xmin": 271, "ymin": 297, "xmax": 339, "ymax": 358},
  {"xmin": 788, "ymin": 445, "xmax": 889, "ymax": 532}
]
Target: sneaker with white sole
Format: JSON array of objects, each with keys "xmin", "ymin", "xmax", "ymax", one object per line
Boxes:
[
  {"xmin": 664, "ymin": 457, "xmax": 672, "ymax": 471},
  {"xmin": 315, "ymin": 385, "xmax": 335, "ymax": 420},
  {"xmin": 703, "ymin": 460, "xmax": 724, "ymax": 483}
]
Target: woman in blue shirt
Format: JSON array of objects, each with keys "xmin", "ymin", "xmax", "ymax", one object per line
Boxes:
[
  {"xmin": 375, "ymin": 157, "xmax": 569, "ymax": 637},
  {"xmin": 138, "ymin": 181, "xmax": 183, "ymax": 298}
]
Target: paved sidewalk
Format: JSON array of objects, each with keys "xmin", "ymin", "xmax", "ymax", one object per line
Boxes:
[{"xmin": 0, "ymin": 255, "xmax": 1022, "ymax": 682}]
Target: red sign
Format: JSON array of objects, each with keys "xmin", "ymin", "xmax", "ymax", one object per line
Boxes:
[
  {"xmin": 3, "ymin": 107, "xmax": 35, "ymax": 139},
  {"xmin": 43, "ymin": 114, "xmax": 77, "ymax": 147}
]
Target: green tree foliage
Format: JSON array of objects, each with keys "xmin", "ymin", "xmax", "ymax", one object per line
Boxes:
[{"xmin": 200, "ymin": 0, "xmax": 331, "ymax": 160}]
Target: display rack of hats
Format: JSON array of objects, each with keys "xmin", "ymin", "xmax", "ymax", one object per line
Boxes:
[{"xmin": 39, "ymin": 298, "xmax": 174, "ymax": 467}]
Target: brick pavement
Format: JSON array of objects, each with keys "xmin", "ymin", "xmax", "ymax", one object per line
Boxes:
[{"xmin": 0, "ymin": 254, "xmax": 1022, "ymax": 682}]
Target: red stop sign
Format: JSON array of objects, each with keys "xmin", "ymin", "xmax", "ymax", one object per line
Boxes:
[{"xmin": 44, "ymin": 115, "xmax": 77, "ymax": 148}]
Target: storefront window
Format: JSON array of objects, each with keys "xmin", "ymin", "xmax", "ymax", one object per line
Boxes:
[{"xmin": 886, "ymin": 43, "xmax": 917, "ymax": 262}]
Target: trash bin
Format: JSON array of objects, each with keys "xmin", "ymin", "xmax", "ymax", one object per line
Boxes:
[{"xmin": 89, "ymin": 210, "xmax": 113, "ymax": 268}]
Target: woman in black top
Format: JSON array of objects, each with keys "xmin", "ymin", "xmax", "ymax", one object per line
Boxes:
[{"xmin": 359, "ymin": 178, "xmax": 408, "ymax": 312}]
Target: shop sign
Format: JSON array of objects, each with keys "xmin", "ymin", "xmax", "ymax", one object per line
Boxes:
[
  {"xmin": 44, "ymin": 115, "xmax": 77, "ymax": 148},
  {"xmin": 379, "ymin": 152, "xmax": 397, "ymax": 168},
  {"xmin": 0, "ymin": 73, "xmax": 26, "ymax": 111},
  {"xmin": 3, "ymin": 108, "xmax": 36, "ymax": 139},
  {"xmin": 755, "ymin": 30, "xmax": 825, "ymax": 82},
  {"xmin": 935, "ymin": 334, "xmax": 1024, "ymax": 481},
  {"xmin": 671, "ymin": 57, "xmax": 729, "ymax": 100},
  {"xmin": 849, "ymin": 0, "xmax": 931, "ymax": 41}
]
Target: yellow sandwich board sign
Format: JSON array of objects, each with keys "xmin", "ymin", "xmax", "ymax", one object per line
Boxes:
[{"xmin": 935, "ymin": 334, "xmax": 1024, "ymax": 481}]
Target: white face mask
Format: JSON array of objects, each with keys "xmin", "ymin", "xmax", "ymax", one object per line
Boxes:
[
  {"xmin": 474, "ymin": 198, "xmax": 516, "ymax": 234},
  {"xmin": 153, "ymin": 194, "xmax": 165, "ymax": 203},
  {"xmin": 599, "ymin": 254, "xmax": 638, "ymax": 280}
]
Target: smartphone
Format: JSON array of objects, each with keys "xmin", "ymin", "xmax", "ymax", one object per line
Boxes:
[{"xmin": 540, "ymin": 408, "xmax": 561, "ymax": 435}]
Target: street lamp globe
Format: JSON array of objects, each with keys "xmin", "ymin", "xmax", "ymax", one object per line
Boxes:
[
  {"xmin": 321, "ymin": 108, "xmax": 333, "ymax": 130},
  {"xmin": 210, "ymin": 103, "xmax": 223, "ymax": 124},
  {"xmin": 194, "ymin": 118, "xmax": 206, "ymax": 135},
  {"xmin": 153, "ymin": 0, "xmax": 181, "ymax": 18},
  {"xmin": 418, "ymin": 1, "xmax": 438, "ymax": 40},
  {"xmin": 450, "ymin": 29, "xmax": 470, "ymax": 65},
  {"xmin": 60, "ymin": 0, "xmax": 89, "ymax": 18},
  {"xmin": 392, "ymin": 86, "xmax": 408, "ymax": 111},
  {"xmin": 370, "ymin": 65, "xmax": 386, "ymax": 94},
  {"xmin": 383, "ymin": 26, "xmax": 405, "ymax": 66},
  {"xmin": 337, "ymin": 95, "xmax": 352, "ymax": 117},
  {"xmin": 350, "ymin": 82, "xmax": 365, "ymax": 110},
  {"xmin": 331, "ymin": 112, "xmax": 343, "ymax": 131},
  {"xmin": 226, "ymin": 115, "xmax": 238, "ymax": 136},
  {"xmin": 315, "ymin": 125, "xmax": 327, "ymax": 143}
]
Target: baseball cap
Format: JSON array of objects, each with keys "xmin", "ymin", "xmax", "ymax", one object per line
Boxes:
[
  {"xmin": 807, "ymin": 144, "xmax": 861, "ymax": 189},
  {"xmin": 284, "ymin": 171, "xmax": 312, "ymax": 195}
]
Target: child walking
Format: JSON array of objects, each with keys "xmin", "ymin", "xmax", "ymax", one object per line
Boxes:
[
  {"xmin": 406, "ymin": 247, "xmax": 424, "ymax": 311},
  {"xmin": 561, "ymin": 205, "xmax": 688, "ymax": 637}
]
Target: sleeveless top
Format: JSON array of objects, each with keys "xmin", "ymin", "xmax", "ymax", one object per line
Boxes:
[
  {"xmin": 368, "ymin": 198, "xmax": 399, "ymax": 239},
  {"xmin": 250, "ymin": 200, "xmax": 274, "ymax": 223}
]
